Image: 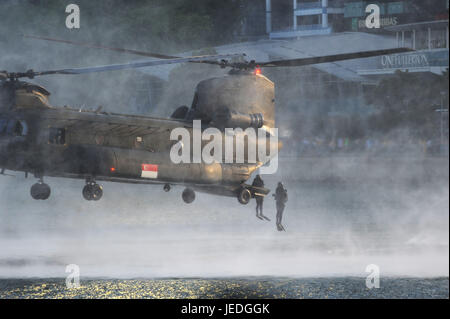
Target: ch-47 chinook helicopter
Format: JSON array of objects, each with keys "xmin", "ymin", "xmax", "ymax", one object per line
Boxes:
[{"xmin": 0, "ymin": 35, "xmax": 412, "ymax": 203}]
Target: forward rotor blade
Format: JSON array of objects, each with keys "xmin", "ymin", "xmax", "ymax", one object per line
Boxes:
[
  {"xmin": 30, "ymin": 54, "xmax": 243, "ymax": 77},
  {"xmin": 259, "ymin": 47, "xmax": 414, "ymax": 67},
  {"xmin": 24, "ymin": 34, "xmax": 179, "ymax": 59},
  {"xmin": 23, "ymin": 34, "xmax": 227, "ymax": 67}
]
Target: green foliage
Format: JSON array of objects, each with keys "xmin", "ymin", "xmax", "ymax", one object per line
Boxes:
[
  {"xmin": 0, "ymin": 0, "xmax": 247, "ymax": 52},
  {"xmin": 366, "ymin": 70, "xmax": 449, "ymax": 139}
]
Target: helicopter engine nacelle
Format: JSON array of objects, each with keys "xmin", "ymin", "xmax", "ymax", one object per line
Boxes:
[
  {"xmin": 211, "ymin": 108, "xmax": 264, "ymax": 130},
  {"xmin": 187, "ymin": 73, "xmax": 275, "ymax": 129}
]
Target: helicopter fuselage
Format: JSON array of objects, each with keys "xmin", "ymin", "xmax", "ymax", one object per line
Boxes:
[{"xmin": 0, "ymin": 78, "xmax": 273, "ymax": 203}]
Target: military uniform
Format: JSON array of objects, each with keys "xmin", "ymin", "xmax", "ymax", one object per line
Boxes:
[
  {"xmin": 274, "ymin": 182, "xmax": 288, "ymax": 231},
  {"xmin": 252, "ymin": 175, "xmax": 266, "ymax": 220}
]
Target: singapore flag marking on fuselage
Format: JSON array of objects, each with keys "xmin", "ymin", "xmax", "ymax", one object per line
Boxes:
[{"xmin": 141, "ymin": 164, "xmax": 158, "ymax": 179}]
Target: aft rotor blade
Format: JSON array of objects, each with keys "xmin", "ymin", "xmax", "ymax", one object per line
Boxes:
[
  {"xmin": 23, "ymin": 34, "xmax": 179, "ymax": 59},
  {"xmin": 31, "ymin": 54, "xmax": 243, "ymax": 77},
  {"xmin": 258, "ymin": 48, "xmax": 414, "ymax": 67}
]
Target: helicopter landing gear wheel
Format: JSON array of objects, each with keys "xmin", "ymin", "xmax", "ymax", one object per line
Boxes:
[
  {"xmin": 82, "ymin": 182, "xmax": 103, "ymax": 201},
  {"xmin": 182, "ymin": 188, "xmax": 195, "ymax": 204},
  {"xmin": 237, "ymin": 187, "xmax": 251, "ymax": 205},
  {"xmin": 30, "ymin": 182, "xmax": 51, "ymax": 200}
]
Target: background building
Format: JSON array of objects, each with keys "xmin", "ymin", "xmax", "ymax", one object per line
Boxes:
[
  {"xmin": 233, "ymin": 0, "xmax": 449, "ymax": 155},
  {"xmin": 245, "ymin": 0, "xmax": 449, "ymax": 38}
]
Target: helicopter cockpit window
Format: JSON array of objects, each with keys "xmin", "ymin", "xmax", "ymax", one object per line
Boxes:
[
  {"xmin": 14, "ymin": 120, "xmax": 28, "ymax": 136},
  {"xmin": 49, "ymin": 127, "xmax": 66, "ymax": 145},
  {"xmin": 191, "ymin": 93, "xmax": 199, "ymax": 109},
  {"xmin": 0, "ymin": 120, "xmax": 28, "ymax": 136}
]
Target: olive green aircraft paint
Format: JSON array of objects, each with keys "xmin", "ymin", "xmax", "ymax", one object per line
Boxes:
[{"xmin": 0, "ymin": 41, "xmax": 412, "ymax": 203}]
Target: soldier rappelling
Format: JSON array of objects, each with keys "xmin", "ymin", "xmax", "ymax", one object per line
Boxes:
[
  {"xmin": 273, "ymin": 182, "xmax": 288, "ymax": 231},
  {"xmin": 252, "ymin": 174, "xmax": 270, "ymax": 221}
]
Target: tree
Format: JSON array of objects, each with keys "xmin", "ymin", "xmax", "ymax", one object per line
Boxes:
[{"xmin": 365, "ymin": 70, "xmax": 449, "ymax": 139}]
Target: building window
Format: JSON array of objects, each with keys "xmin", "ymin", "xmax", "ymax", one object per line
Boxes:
[
  {"xmin": 49, "ymin": 128, "xmax": 66, "ymax": 145},
  {"xmin": 431, "ymin": 29, "xmax": 448, "ymax": 49},
  {"xmin": 344, "ymin": 2, "xmax": 365, "ymax": 18}
]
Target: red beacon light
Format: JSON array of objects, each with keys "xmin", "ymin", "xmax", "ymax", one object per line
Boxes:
[{"xmin": 254, "ymin": 66, "xmax": 262, "ymax": 75}]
